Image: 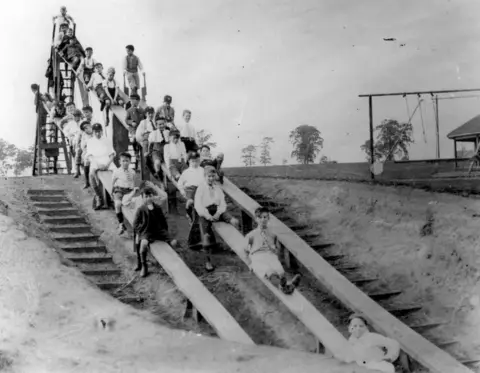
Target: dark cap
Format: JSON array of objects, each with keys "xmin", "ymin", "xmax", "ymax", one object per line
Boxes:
[
  {"xmin": 126, "ymin": 44, "xmax": 134, "ymax": 51},
  {"xmin": 82, "ymin": 105, "xmax": 93, "ymax": 112},
  {"xmin": 130, "ymin": 93, "xmax": 140, "ymax": 100},
  {"xmin": 188, "ymin": 151, "xmax": 200, "ymax": 161},
  {"xmin": 73, "ymin": 109, "xmax": 83, "ymax": 117},
  {"xmin": 85, "ymin": 47, "xmax": 93, "ymax": 52},
  {"xmin": 145, "ymin": 106, "xmax": 154, "ymax": 114},
  {"xmin": 94, "ymin": 62, "xmax": 103, "ymax": 68},
  {"xmin": 92, "ymin": 123, "xmax": 103, "ymax": 132},
  {"xmin": 164, "ymin": 95, "xmax": 172, "ymax": 103},
  {"xmin": 31, "ymin": 83, "xmax": 39, "ymax": 90},
  {"xmin": 169, "ymin": 130, "xmax": 180, "ymax": 138},
  {"xmin": 80, "ymin": 120, "xmax": 91, "ymax": 131}
]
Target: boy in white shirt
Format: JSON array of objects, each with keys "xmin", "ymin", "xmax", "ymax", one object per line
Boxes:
[
  {"xmin": 163, "ymin": 130, "xmax": 187, "ymax": 181},
  {"xmin": 194, "ymin": 166, "xmax": 239, "ymax": 272},
  {"xmin": 178, "ymin": 109, "xmax": 198, "ymax": 153},
  {"xmin": 86, "ymin": 123, "xmax": 116, "ymax": 210},
  {"xmin": 245, "ymin": 206, "xmax": 301, "ymax": 295},
  {"xmin": 63, "ymin": 109, "xmax": 83, "ymax": 176},
  {"xmin": 112, "ymin": 152, "xmax": 136, "ymax": 235},
  {"xmin": 147, "ymin": 116, "xmax": 171, "ymax": 185},
  {"xmin": 86, "ymin": 62, "xmax": 107, "ymax": 111},
  {"xmin": 200, "ymin": 145, "xmax": 225, "ymax": 184},
  {"xmin": 178, "ymin": 152, "xmax": 204, "ymax": 221},
  {"xmin": 345, "ymin": 314, "xmax": 401, "ymax": 373},
  {"xmin": 77, "ymin": 47, "xmax": 97, "ymax": 85}
]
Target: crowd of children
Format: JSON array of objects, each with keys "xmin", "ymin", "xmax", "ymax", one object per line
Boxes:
[{"xmin": 33, "ymin": 7, "xmax": 407, "ymax": 372}]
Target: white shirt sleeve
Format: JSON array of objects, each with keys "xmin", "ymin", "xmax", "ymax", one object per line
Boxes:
[
  {"xmin": 164, "ymin": 144, "xmax": 171, "ymax": 169},
  {"xmin": 135, "ymin": 121, "xmax": 145, "ymax": 144},
  {"xmin": 194, "ymin": 183, "xmax": 209, "ymax": 218}
]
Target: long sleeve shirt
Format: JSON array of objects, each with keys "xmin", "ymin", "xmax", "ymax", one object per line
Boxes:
[
  {"xmin": 135, "ymin": 119, "xmax": 156, "ymax": 145},
  {"xmin": 80, "ymin": 132, "xmax": 93, "ymax": 155},
  {"xmin": 177, "ymin": 120, "xmax": 196, "ymax": 138},
  {"xmin": 177, "ymin": 167, "xmax": 205, "ymax": 193},
  {"xmin": 163, "ymin": 141, "xmax": 187, "ymax": 169},
  {"xmin": 194, "ymin": 182, "xmax": 226, "ymax": 218},
  {"xmin": 347, "ymin": 332, "xmax": 400, "ymax": 365}
]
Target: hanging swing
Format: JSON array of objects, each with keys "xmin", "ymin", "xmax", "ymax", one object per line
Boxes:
[{"xmin": 370, "ymin": 95, "xmax": 422, "ymax": 176}]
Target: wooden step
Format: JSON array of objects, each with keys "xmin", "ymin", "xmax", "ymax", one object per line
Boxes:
[
  {"xmin": 348, "ymin": 277, "xmax": 378, "ymax": 285},
  {"xmin": 82, "ymin": 268, "xmax": 122, "ymax": 276},
  {"xmin": 96, "ymin": 282, "xmax": 124, "ymax": 290},
  {"xmin": 297, "ymin": 232, "xmax": 320, "ymax": 240},
  {"xmin": 436, "ymin": 340, "xmax": 459, "ymax": 349},
  {"xmin": 52, "ymin": 233, "xmax": 99, "ymax": 243},
  {"xmin": 311, "ymin": 243, "xmax": 335, "ymax": 250},
  {"xmin": 385, "ymin": 305, "xmax": 422, "ymax": 317},
  {"xmin": 47, "ymin": 224, "xmax": 92, "ymax": 234},
  {"xmin": 43, "ymin": 216, "xmax": 86, "ymax": 225},
  {"xmin": 322, "ymin": 254, "xmax": 345, "ymax": 261},
  {"xmin": 28, "ymin": 189, "xmax": 65, "ymax": 195},
  {"xmin": 65, "ymin": 254, "xmax": 113, "ymax": 263},
  {"xmin": 460, "ymin": 359, "xmax": 480, "ymax": 367},
  {"xmin": 33, "ymin": 202, "xmax": 72, "ymax": 209},
  {"xmin": 288, "ymin": 224, "xmax": 309, "ymax": 231},
  {"xmin": 119, "ymin": 295, "xmax": 145, "ymax": 304},
  {"xmin": 61, "ymin": 243, "xmax": 107, "ymax": 253},
  {"xmin": 334, "ymin": 264, "xmax": 358, "ymax": 271},
  {"xmin": 30, "ymin": 195, "xmax": 68, "ymax": 202},
  {"xmin": 367, "ymin": 290, "xmax": 402, "ymax": 301},
  {"xmin": 37, "ymin": 208, "xmax": 79, "ymax": 217},
  {"xmin": 269, "ymin": 206, "xmax": 286, "ymax": 214},
  {"xmin": 410, "ymin": 322, "xmax": 444, "ymax": 332}
]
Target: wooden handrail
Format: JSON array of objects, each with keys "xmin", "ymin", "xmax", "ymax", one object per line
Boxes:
[{"xmin": 219, "ymin": 177, "xmax": 472, "ymax": 373}]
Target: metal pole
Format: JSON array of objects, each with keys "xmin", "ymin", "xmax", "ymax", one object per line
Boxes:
[
  {"xmin": 435, "ymin": 95, "xmax": 440, "ymax": 159},
  {"xmin": 359, "ymin": 88, "xmax": 480, "ymax": 98},
  {"xmin": 369, "ymin": 95, "xmax": 374, "ymax": 179}
]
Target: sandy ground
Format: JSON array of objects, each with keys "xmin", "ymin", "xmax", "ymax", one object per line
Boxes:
[
  {"xmin": 0, "ymin": 176, "xmax": 375, "ymax": 373},
  {"xmin": 232, "ymin": 176, "xmax": 480, "ymax": 362}
]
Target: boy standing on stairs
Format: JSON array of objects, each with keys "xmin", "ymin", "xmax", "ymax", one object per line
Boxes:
[
  {"xmin": 86, "ymin": 123, "xmax": 115, "ymax": 210},
  {"xmin": 245, "ymin": 206, "xmax": 301, "ymax": 295},
  {"xmin": 133, "ymin": 185, "xmax": 177, "ymax": 277},
  {"xmin": 112, "ymin": 152, "xmax": 135, "ymax": 235}
]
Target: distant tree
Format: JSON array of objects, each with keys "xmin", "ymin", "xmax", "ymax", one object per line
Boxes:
[
  {"xmin": 259, "ymin": 136, "xmax": 274, "ymax": 166},
  {"xmin": 241, "ymin": 145, "xmax": 257, "ymax": 166},
  {"xmin": 319, "ymin": 155, "xmax": 337, "ymax": 164},
  {"xmin": 289, "ymin": 125, "xmax": 324, "ymax": 164},
  {"xmin": 361, "ymin": 119, "xmax": 414, "ymax": 162},
  {"xmin": 196, "ymin": 129, "xmax": 217, "ymax": 149},
  {"xmin": 13, "ymin": 145, "xmax": 34, "ymax": 176},
  {"xmin": 0, "ymin": 139, "xmax": 18, "ymax": 176}
]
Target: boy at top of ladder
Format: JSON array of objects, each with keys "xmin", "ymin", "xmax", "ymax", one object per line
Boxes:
[
  {"xmin": 53, "ymin": 6, "xmax": 74, "ymax": 28},
  {"xmin": 245, "ymin": 206, "xmax": 301, "ymax": 295},
  {"xmin": 53, "ymin": 22, "xmax": 69, "ymax": 48},
  {"xmin": 123, "ymin": 45, "xmax": 145, "ymax": 96}
]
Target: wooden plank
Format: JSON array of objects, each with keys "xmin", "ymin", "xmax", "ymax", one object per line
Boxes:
[
  {"xmin": 212, "ymin": 221, "xmax": 349, "ymax": 361},
  {"xmin": 97, "ymin": 171, "xmax": 254, "ymax": 346},
  {"xmin": 220, "ymin": 177, "xmax": 472, "ymax": 373}
]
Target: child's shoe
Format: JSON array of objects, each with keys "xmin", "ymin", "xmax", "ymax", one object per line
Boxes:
[{"xmin": 117, "ymin": 223, "xmax": 126, "ymax": 235}]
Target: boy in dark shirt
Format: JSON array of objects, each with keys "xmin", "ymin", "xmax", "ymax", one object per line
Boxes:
[
  {"xmin": 133, "ymin": 185, "xmax": 177, "ymax": 277},
  {"xmin": 125, "ymin": 93, "xmax": 145, "ymax": 169}
]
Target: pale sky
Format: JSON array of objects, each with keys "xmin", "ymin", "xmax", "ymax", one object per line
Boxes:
[{"xmin": 1, "ymin": 0, "xmax": 480, "ymax": 166}]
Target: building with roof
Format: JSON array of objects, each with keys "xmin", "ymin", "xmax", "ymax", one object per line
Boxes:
[{"xmin": 447, "ymin": 114, "xmax": 480, "ymax": 160}]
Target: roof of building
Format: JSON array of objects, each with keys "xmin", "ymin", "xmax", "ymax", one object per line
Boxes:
[{"xmin": 447, "ymin": 114, "xmax": 480, "ymax": 140}]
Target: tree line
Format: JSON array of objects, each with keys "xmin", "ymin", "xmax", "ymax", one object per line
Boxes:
[
  {"xmin": 239, "ymin": 118, "xmax": 414, "ymax": 167},
  {"xmin": 0, "ymin": 139, "xmax": 34, "ymax": 177}
]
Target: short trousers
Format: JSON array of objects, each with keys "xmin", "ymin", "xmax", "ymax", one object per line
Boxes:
[
  {"xmin": 250, "ymin": 251, "xmax": 285, "ymax": 278},
  {"xmin": 138, "ymin": 230, "xmax": 171, "ymax": 244},
  {"xmin": 113, "ymin": 187, "xmax": 133, "ymax": 201},
  {"xmin": 181, "ymin": 137, "xmax": 198, "ymax": 153},
  {"xmin": 94, "ymin": 85, "xmax": 106, "ymax": 100},
  {"xmin": 126, "ymin": 71, "xmax": 140, "ymax": 89},
  {"xmin": 184, "ymin": 186, "xmax": 198, "ymax": 201},
  {"xmin": 151, "ymin": 150, "xmax": 163, "ymax": 164},
  {"xmin": 198, "ymin": 204, "xmax": 233, "ymax": 248}
]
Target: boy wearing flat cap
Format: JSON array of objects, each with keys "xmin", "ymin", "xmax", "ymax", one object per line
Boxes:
[{"xmin": 155, "ymin": 95, "xmax": 175, "ymax": 125}]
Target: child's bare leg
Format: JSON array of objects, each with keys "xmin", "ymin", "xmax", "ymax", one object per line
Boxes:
[
  {"xmin": 114, "ymin": 195, "xmax": 126, "ymax": 234},
  {"xmin": 139, "ymin": 239, "xmax": 149, "ymax": 277}
]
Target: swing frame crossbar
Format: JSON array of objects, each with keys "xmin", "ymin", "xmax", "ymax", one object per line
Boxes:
[{"xmin": 358, "ymin": 88, "xmax": 480, "ymax": 179}]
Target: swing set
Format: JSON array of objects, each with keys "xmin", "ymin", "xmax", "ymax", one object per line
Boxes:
[{"xmin": 358, "ymin": 88, "xmax": 480, "ymax": 179}]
